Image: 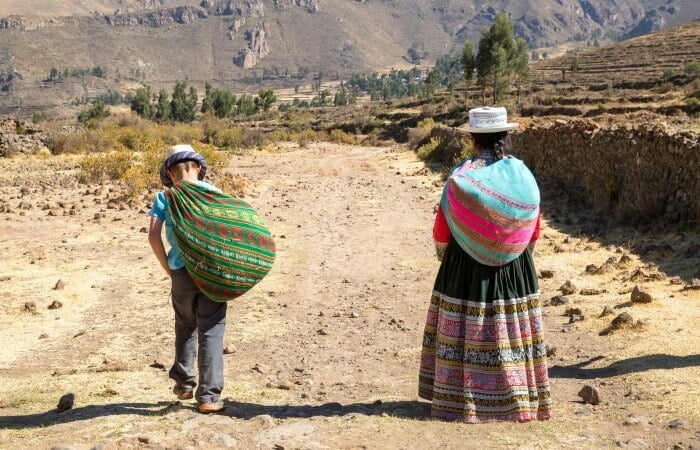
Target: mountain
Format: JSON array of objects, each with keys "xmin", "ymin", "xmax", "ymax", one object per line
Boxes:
[{"xmin": 1, "ymin": 0, "xmax": 699, "ymax": 116}]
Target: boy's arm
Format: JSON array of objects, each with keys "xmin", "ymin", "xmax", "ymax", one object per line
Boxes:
[{"xmin": 148, "ymin": 216, "xmax": 173, "ymax": 277}]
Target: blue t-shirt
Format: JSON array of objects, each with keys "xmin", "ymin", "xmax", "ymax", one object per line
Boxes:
[{"xmin": 149, "ymin": 181, "xmax": 220, "ymax": 270}]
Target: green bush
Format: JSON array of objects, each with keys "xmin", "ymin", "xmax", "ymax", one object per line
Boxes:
[
  {"xmin": 416, "ymin": 137, "xmax": 440, "ymax": 161},
  {"xmin": 683, "ymin": 62, "xmax": 700, "ymax": 76}
]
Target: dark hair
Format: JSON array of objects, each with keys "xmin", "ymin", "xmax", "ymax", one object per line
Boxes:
[{"xmin": 471, "ymin": 131, "xmax": 508, "ymax": 160}]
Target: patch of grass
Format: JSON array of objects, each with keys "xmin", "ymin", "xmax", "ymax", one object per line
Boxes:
[{"xmin": 416, "ymin": 137, "xmax": 440, "ymax": 161}]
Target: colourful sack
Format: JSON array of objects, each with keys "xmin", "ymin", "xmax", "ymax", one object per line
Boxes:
[
  {"xmin": 167, "ymin": 180, "xmax": 275, "ymax": 302},
  {"xmin": 441, "ymin": 157, "xmax": 540, "ymax": 266}
]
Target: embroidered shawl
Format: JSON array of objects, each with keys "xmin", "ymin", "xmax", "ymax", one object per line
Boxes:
[{"xmin": 440, "ymin": 155, "xmax": 540, "ymax": 266}]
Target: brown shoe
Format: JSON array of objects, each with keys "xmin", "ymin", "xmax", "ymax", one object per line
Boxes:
[
  {"xmin": 198, "ymin": 402, "xmax": 224, "ymax": 414},
  {"xmin": 173, "ymin": 384, "xmax": 193, "ymax": 400}
]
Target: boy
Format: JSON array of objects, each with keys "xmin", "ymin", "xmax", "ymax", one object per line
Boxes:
[{"xmin": 148, "ymin": 144, "xmax": 226, "ymax": 414}]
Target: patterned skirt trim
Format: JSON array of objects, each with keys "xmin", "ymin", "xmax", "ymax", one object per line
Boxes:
[{"xmin": 419, "ymin": 242, "xmax": 552, "ymax": 423}]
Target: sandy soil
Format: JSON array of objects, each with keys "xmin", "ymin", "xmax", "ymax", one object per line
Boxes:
[{"xmin": 0, "ymin": 143, "xmax": 698, "ymax": 449}]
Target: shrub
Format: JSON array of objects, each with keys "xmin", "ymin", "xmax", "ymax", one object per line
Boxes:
[
  {"xmin": 213, "ymin": 126, "xmax": 245, "ymax": 149},
  {"xmin": 78, "ymin": 150, "xmax": 134, "ymax": 183},
  {"xmin": 416, "ymin": 137, "xmax": 440, "ymax": 160},
  {"xmin": 328, "ymin": 129, "xmax": 356, "ymax": 144},
  {"xmin": 216, "ymin": 173, "xmax": 247, "ymax": 197},
  {"xmin": 683, "ymin": 62, "xmax": 700, "ymax": 76},
  {"xmin": 77, "ymin": 101, "xmax": 110, "ymax": 126},
  {"xmin": 32, "ymin": 111, "xmax": 51, "ymax": 124}
]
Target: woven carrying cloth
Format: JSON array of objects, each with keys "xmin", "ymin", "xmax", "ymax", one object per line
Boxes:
[
  {"xmin": 441, "ymin": 157, "xmax": 540, "ymax": 266},
  {"xmin": 166, "ymin": 180, "xmax": 275, "ymax": 302}
]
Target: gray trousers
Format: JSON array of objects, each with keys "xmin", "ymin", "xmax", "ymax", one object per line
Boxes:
[{"xmin": 169, "ymin": 268, "xmax": 227, "ymax": 404}]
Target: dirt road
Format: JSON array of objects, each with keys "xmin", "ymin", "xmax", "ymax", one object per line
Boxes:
[{"xmin": 0, "ymin": 143, "xmax": 698, "ymax": 449}]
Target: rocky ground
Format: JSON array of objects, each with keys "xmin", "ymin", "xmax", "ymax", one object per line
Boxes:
[{"xmin": 0, "ymin": 143, "xmax": 698, "ymax": 449}]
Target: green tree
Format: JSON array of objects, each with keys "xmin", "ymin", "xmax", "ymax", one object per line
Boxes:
[
  {"xmin": 170, "ymin": 81, "xmax": 197, "ymax": 122},
  {"xmin": 512, "ymin": 38, "xmax": 531, "ymax": 103},
  {"xmin": 130, "ymin": 86, "xmax": 152, "ymax": 119},
  {"xmin": 255, "ymin": 88, "xmax": 276, "ymax": 112},
  {"xmin": 237, "ymin": 94, "xmax": 257, "ymax": 116},
  {"xmin": 78, "ymin": 101, "xmax": 110, "ymax": 126},
  {"xmin": 571, "ymin": 54, "xmax": 581, "ymax": 72},
  {"xmin": 155, "ymin": 89, "xmax": 171, "ymax": 122},
  {"xmin": 461, "ymin": 41, "xmax": 476, "ymax": 100},
  {"xmin": 425, "ymin": 68, "xmax": 441, "ymax": 96},
  {"xmin": 475, "ymin": 12, "xmax": 529, "ymax": 102},
  {"xmin": 49, "ymin": 68, "xmax": 61, "ymax": 81},
  {"xmin": 334, "ymin": 82, "xmax": 348, "ymax": 106}
]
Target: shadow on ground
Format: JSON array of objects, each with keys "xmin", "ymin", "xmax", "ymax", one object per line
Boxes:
[
  {"xmin": 550, "ymin": 353, "xmax": 700, "ymax": 379},
  {"xmin": 0, "ymin": 400, "xmax": 431, "ymax": 430},
  {"xmin": 222, "ymin": 400, "xmax": 431, "ymax": 421}
]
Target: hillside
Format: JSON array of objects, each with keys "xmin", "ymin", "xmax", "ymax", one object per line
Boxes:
[
  {"xmin": 521, "ymin": 19, "xmax": 700, "ymax": 120},
  {"xmin": 1, "ymin": 0, "xmax": 700, "ymax": 117}
]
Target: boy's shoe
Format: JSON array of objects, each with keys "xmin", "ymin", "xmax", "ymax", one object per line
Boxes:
[
  {"xmin": 173, "ymin": 384, "xmax": 194, "ymax": 400},
  {"xmin": 198, "ymin": 401, "xmax": 224, "ymax": 414}
]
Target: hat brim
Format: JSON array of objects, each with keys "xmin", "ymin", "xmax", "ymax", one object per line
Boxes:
[{"xmin": 459, "ymin": 123, "xmax": 519, "ymax": 133}]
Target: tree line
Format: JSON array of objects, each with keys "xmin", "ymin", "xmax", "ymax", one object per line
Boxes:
[
  {"xmin": 48, "ymin": 66, "xmax": 107, "ymax": 81},
  {"xmin": 129, "ymin": 81, "xmax": 277, "ymax": 122}
]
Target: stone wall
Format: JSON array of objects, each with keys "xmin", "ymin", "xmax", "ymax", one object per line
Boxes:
[
  {"xmin": 0, "ymin": 118, "xmax": 46, "ymax": 157},
  {"xmin": 509, "ymin": 119, "xmax": 699, "ymax": 226}
]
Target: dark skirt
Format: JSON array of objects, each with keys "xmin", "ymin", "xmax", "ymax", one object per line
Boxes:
[{"xmin": 418, "ymin": 240, "xmax": 552, "ymax": 423}]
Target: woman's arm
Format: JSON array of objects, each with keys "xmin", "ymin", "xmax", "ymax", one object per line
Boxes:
[
  {"xmin": 148, "ymin": 216, "xmax": 173, "ymax": 277},
  {"xmin": 433, "ymin": 205, "xmax": 452, "ymax": 261},
  {"xmin": 528, "ymin": 213, "xmax": 541, "ymax": 253}
]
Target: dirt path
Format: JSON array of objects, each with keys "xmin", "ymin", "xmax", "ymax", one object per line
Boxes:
[{"xmin": 0, "ymin": 143, "xmax": 698, "ymax": 449}]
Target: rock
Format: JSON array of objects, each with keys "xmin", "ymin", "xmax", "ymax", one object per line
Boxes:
[
  {"xmin": 223, "ymin": 344, "xmax": 236, "ymax": 354},
  {"xmin": 683, "ymin": 279, "xmax": 700, "ymax": 291},
  {"xmin": 667, "ymin": 418, "xmax": 686, "ymax": 429},
  {"xmin": 585, "ymin": 264, "xmax": 598, "ymax": 274},
  {"xmin": 48, "ymin": 300, "xmax": 63, "ymax": 310},
  {"xmin": 349, "ymin": 312, "xmax": 359, "ymax": 318},
  {"xmin": 317, "ymin": 329, "xmax": 328, "ymax": 336},
  {"xmin": 57, "ymin": 393, "xmax": 75, "ymax": 412},
  {"xmin": 150, "ymin": 360, "xmax": 166, "ymax": 370},
  {"xmin": 623, "ymin": 415, "xmax": 644, "ymax": 426},
  {"xmin": 595, "ymin": 263, "xmax": 615, "ymax": 274},
  {"xmin": 550, "ymin": 296, "xmax": 571, "ymax": 306},
  {"xmin": 566, "ymin": 307, "xmax": 585, "ymax": 323},
  {"xmin": 139, "ymin": 227, "xmax": 148, "ymax": 233},
  {"xmin": 54, "ymin": 279, "xmax": 65, "ymax": 290},
  {"xmin": 577, "ymin": 385, "xmax": 600, "ymax": 405},
  {"xmin": 669, "ymin": 276, "xmax": 684, "ymax": 285},
  {"xmin": 599, "ymin": 306, "xmax": 614, "ymax": 317},
  {"xmin": 540, "ymin": 269, "xmax": 555, "ymax": 278},
  {"xmin": 39, "ymin": 333, "xmax": 49, "ymax": 339},
  {"xmin": 253, "ymin": 414, "xmax": 275, "ymax": 427},
  {"xmin": 581, "ymin": 288, "xmax": 605, "ymax": 295},
  {"xmin": 554, "ymin": 244, "xmax": 566, "ymax": 253},
  {"xmin": 631, "ymin": 285, "xmax": 653, "ymax": 303},
  {"xmin": 210, "ymin": 432, "xmax": 238, "ymax": 448},
  {"xmin": 559, "ymin": 280, "xmax": 577, "ymax": 295},
  {"xmin": 618, "ymin": 438, "xmax": 650, "ymax": 448},
  {"xmin": 612, "ymin": 312, "xmax": 634, "ymax": 328},
  {"xmin": 617, "ymin": 254, "xmax": 633, "ymax": 265},
  {"xmin": 546, "ymin": 346, "xmax": 557, "ymax": 357},
  {"xmin": 99, "ymin": 388, "xmax": 118, "ymax": 397}
]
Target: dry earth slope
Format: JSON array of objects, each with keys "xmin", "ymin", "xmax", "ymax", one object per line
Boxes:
[{"xmin": 0, "ymin": 142, "xmax": 698, "ymax": 449}]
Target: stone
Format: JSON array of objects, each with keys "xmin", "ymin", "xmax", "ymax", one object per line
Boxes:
[
  {"xmin": 546, "ymin": 346, "xmax": 557, "ymax": 357},
  {"xmin": 139, "ymin": 227, "xmax": 148, "ymax": 233},
  {"xmin": 683, "ymin": 279, "xmax": 700, "ymax": 291},
  {"xmin": 349, "ymin": 312, "xmax": 359, "ymax": 318},
  {"xmin": 540, "ymin": 269, "xmax": 555, "ymax": 278},
  {"xmin": 223, "ymin": 344, "xmax": 236, "ymax": 354},
  {"xmin": 554, "ymin": 244, "xmax": 566, "ymax": 253},
  {"xmin": 667, "ymin": 418, "xmax": 686, "ymax": 429},
  {"xmin": 566, "ymin": 307, "xmax": 585, "ymax": 323},
  {"xmin": 612, "ymin": 312, "xmax": 634, "ymax": 328},
  {"xmin": 209, "ymin": 432, "xmax": 238, "ymax": 448},
  {"xmin": 559, "ymin": 280, "xmax": 577, "ymax": 295},
  {"xmin": 550, "ymin": 296, "xmax": 571, "ymax": 306},
  {"xmin": 623, "ymin": 415, "xmax": 644, "ymax": 426},
  {"xmin": 617, "ymin": 254, "xmax": 633, "ymax": 265},
  {"xmin": 54, "ymin": 279, "xmax": 65, "ymax": 290},
  {"xmin": 317, "ymin": 329, "xmax": 328, "ymax": 336},
  {"xmin": 150, "ymin": 360, "xmax": 166, "ymax": 370},
  {"xmin": 23, "ymin": 301, "xmax": 38, "ymax": 314},
  {"xmin": 39, "ymin": 333, "xmax": 49, "ymax": 339},
  {"xmin": 581, "ymin": 288, "xmax": 605, "ymax": 295},
  {"xmin": 253, "ymin": 414, "xmax": 275, "ymax": 427},
  {"xmin": 599, "ymin": 306, "xmax": 614, "ymax": 317},
  {"xmin": 57, "ymin": 393, "xmax": 75, "ymax": 412},
  {"xmin": 577, "ymin": 385, "xmax": 600, "ymax": 405},
  {"xmin": 48, "ymin": 300, "xmax": 63, "ymax": 310},
  {"xmin": 585, "ymin": 264, "xmax": 598, "ymax": 274},
  {"xmin": 595, "ymin": 263, "xmax": 615, "ymax": 274},
  {"xmin": 618, "ymin": 438, "xmax": 650, "ymax": 448},
  {"xmin": 631, "ymin": 285, "xmax": 653, "ymax": 303}
]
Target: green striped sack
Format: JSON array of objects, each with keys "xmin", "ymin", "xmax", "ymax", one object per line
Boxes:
[{"xmin": 166, "ymin": 180, "xmax": 275, "ymax": 302}]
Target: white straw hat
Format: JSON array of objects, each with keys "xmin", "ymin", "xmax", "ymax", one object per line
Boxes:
[{"xmin": 460, "ymin": 106, "xmax": 519, "ymax": 133}]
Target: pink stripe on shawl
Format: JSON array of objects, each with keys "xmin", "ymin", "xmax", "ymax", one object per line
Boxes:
[{"xmin": 447, "ymin": 186, "xmax": 535, "ymax": 244}]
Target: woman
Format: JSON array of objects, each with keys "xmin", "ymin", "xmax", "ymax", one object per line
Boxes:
[{"xmin": 418, "ymin": 107, "xmax": 552, "ymax": 423}]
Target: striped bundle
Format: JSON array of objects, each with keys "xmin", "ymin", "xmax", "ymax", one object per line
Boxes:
[
  {"xmin": 441, "ymin": 157, "xmax": 540, "ymax": 266},
  {"xmin": 167, "ymin": 180, "xmax": 275, "ymax": 302}
]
